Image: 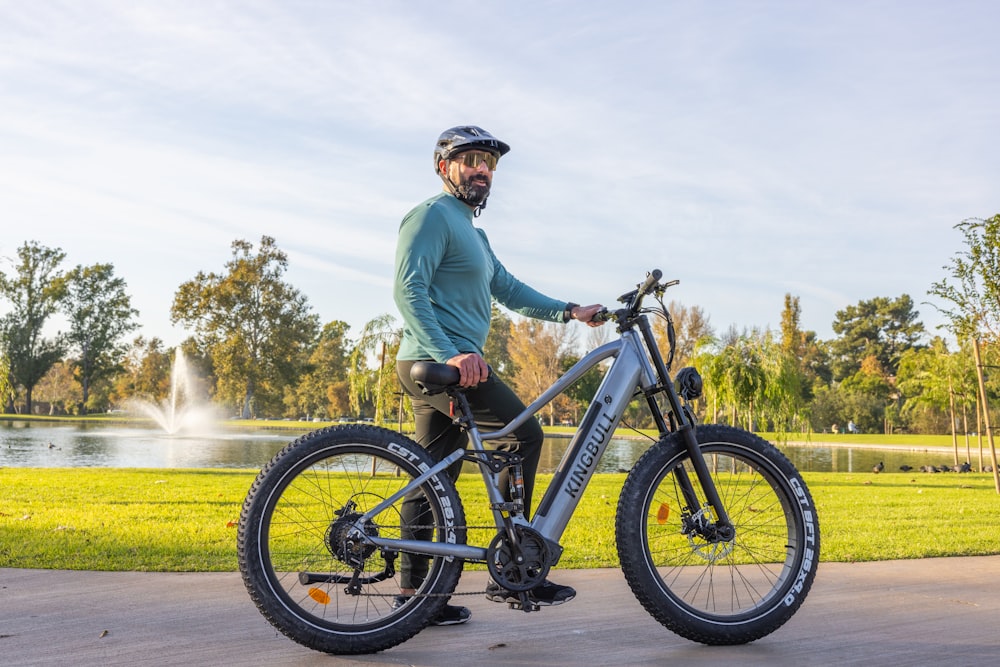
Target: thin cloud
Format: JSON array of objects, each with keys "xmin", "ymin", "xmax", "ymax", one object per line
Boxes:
[{"xmin": 0, "ymin": 2, "xmax": 996, "ymax": 346}]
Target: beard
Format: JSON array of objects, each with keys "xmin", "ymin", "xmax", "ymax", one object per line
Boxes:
[{"xmin": 455, "ymin": 174, "xmax": 491, "ymax": 207}]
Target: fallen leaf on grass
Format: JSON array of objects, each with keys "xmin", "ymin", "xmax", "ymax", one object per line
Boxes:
[{"xmin": 226, "ymin": 520, "xmax": 237, "ymax": 528}]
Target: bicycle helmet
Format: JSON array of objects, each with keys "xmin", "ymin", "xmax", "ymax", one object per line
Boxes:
[
  {"xmin": 433, "ymin": 126, "xmax": 510, "ymax": 215},
  {"xmin": 433, "ymin": 126, "xmax": 510, "ymax": 173}
]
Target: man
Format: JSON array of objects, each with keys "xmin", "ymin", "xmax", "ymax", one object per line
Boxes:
[{"xmin": 393, "ymin": 126, "xmax": 603, "ymax": 625}]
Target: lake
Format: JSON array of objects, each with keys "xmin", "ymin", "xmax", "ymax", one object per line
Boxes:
[{"xmin": 0, "ymin": 419, "xmax": 975, "ymax": 474}]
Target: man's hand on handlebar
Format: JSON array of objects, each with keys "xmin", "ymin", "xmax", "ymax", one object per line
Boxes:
[{"xmin": 569, "ymin": 303, "xmax": 606, "ymax": 328}]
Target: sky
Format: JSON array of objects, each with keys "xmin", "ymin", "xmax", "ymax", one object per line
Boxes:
[{"xmin": 1, "ymin": 1, "xmax": 998, "ymax": 351}]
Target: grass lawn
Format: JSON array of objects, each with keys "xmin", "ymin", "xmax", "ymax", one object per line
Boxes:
[{"xmin": 2, "ymin": 467, "xmax": 998, "ymax": 572}]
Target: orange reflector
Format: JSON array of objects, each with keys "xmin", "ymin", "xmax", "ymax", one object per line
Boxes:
[
  {"xmin": 308, "ymin": 587, "xmax": 331, "ymax": 605},
  {"xmin": 656, "ymin": 503, "xmax": 670, "ymax": 524}
]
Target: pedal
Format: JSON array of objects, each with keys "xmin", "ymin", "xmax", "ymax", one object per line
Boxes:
[{"xmin": 507, "ymin": 592, "xmax": 539, "ymax": 613}]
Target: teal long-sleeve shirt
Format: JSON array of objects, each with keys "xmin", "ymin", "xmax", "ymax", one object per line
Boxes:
[{"xmin": 394, "ymin": 192, "xmax": 568, "ymax": 362}]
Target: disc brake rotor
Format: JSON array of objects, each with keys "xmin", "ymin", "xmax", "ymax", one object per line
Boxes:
[{"xmin": 682, "ymin": 507, "xmax": 735, "ymax": 562}]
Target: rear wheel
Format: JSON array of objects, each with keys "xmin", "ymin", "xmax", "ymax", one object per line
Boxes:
[
  {"xmin": 616, "ymin": 425, "xmax": 819, "ymax": 645},
  {"xmin": 238, "ymin": 425, "xmax": 466, "ymax": 654}
]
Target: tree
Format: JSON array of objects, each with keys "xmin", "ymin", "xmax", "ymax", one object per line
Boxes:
[
  {"xmin": 559, "ymin": 351, "xmax": 606, "ymax": 424},
  {"xmin": 288, "ymin": 320, "xmax": 352, "ymax": 420},
  {"xmin": 558, "ymin": 324, "xmax": 616, "ymax": 423},
  {"xmin": 898, "ymin": 339, "xmax": 972, "ymax": 446},
  {"xmin": 348, "ymin": 314, "xmax": 400, "ymax": 423},
  {"xmin": 483, "ymin": 302, "xmax": 515, "ymax": 375},
  {"xmin": 829, "ymin": 295, "xmax": 925, "ymax": 381},
  {"xmin": 699, "ymin": 326, "xmax": 801, "ymax": 432},
  {"xmin": 799, "ymin": 331, "xmax": 832, "ymax": 399},
  {"xmin": 780, "ymin": 294, "xmax": 805, "ymax": 360},
  {"xmin": 110, "ymin": 336, "xmax": 173, "ymax": 408},
  {"xmin": 171, "ymin": 236, "xmax": 319, "ymax": 418},
  {"xmin": 508, "ymin": 318, "xmax": 575, "ymax": 426},
  {"xmin": 0, "ymin": 241, "xmax": 67, "ymax": 414},
  {"xmin": 62, "ymin": 263, "xmax": 139, "ymax": 413},
  {"xmin": 839, "ymin": 355, "xmax": 895, "ymax": 434},
  {"xmin": 0, "ymin": 351, "xmax": 12, "ymax": 410},
  {"xmin": 931, "ymin": 216, "xmax": 1000, "ymax": 340},
  {"xmin": 929, "ymin": 214, "xmax": 1000, "ymax": 492},
  {"xmin": 652, "ymin": 301, "xmax": 714, "ymax": 372},
  {"xmin": 34, "ymin": 361, "xmax": 79, "ymax": 415},
  {"xmin": 780, "ymin": 294, "xmax": 822, "ymax": 400}
]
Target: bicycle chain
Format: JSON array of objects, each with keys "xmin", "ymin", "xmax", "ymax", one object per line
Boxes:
[
  {"xmin": 334, "ymin": 523, "xmax": 503, "ymax": 598},
  {"xmin": 401, "ymin": 524, "xmax": 496, "ymax": 531},
  {"xmin": 359, "ymin": 589, "xmax": 489, "ymax": 598}
]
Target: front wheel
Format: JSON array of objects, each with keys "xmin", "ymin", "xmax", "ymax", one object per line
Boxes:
[
  {"xmin": 238, "ymin": 425, "xmax": 466, "ymax": 654},
  {"xmin": 616, "ymin": 425, "xmax": 819, "ymax": 645}
]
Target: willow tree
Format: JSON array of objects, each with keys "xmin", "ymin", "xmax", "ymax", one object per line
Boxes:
[
  {"xmin": 348, "ymin": 314, "xmax": 401, "ymax": 424},
  {"xmin": 699, "ymin": 327, "xmax": 802, "ymax": 433},
  {"xmin": 171, "ymin": 236, "xmax": 319, "ymax": 419},
  {"xmin": 929, "ymin": 215, "xmax": 1000, "ymax": 493},
  {"xmin": 898, "ymin": 340, "xmax": 979, "ymax": 460}
]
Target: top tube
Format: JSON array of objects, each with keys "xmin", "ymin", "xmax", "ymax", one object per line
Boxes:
[{"xmin": 479, "ymin": 338, "xmax": 624, "ymax": 442}]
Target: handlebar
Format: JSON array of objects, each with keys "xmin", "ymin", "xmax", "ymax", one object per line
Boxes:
[{"xmin": 593, "ymin": 269, "xmax": 677, "ymax": 325}]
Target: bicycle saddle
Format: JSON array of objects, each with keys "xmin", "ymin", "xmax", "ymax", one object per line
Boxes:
[{"xmin": 410, "ymin": 361, "xmax": 461, "ymax": 395}]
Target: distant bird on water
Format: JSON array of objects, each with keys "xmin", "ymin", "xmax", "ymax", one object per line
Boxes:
[{"xmin": 872, "ymin": 461, "xmax": 884, "ymax": 474}]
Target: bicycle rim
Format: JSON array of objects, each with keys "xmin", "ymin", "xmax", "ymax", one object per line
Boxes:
[
  {"xmin": 240, "ymin": 430, "xmax": 464, "ymax": 649},
  {"xmin": 618, "ymin": 427, "xmax": 818, "ymax": 643}
]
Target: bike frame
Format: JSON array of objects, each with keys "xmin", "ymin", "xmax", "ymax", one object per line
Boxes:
[{"xmin": 354, "ymin": 308, "xmax": 733, "ymax": 563}]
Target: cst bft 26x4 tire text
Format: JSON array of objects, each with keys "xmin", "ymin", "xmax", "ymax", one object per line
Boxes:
[
  {"xmin": 237, "ymin": 425, "xmax": 466, "ymax": 654},
  {"xmin": 616, "ymin": 424, "xmax": 819, "ymax": 645}
]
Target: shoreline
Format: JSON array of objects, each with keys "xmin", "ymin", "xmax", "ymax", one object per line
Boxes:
[{"xmin": 4, "ymin": 413, "xmax": 993, "ymax": 456}]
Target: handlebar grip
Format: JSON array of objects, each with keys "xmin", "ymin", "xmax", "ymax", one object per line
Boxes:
[
  {"xmin": 639, "ymin": 269, "xmax": 662, "ymax": 296},
  {"xmin": 593, "ymin": 308, "xmax": 613, "ymax": 323}
]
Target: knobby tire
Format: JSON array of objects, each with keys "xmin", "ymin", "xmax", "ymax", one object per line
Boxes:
[
  {"xmin": 616, "ymin": 424, "xmax": 819, "ymax": 645},
  {"xmin": 237, "ymin": 425, "xmax": 466, "ymax": 654}
]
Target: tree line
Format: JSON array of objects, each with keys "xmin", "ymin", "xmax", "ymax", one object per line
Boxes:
[{"xmin": 1, "ymin": 220, "xmax": 999, "ymax": 465}]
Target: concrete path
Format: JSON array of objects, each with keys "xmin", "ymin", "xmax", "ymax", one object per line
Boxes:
[{"xmin": 2, "ymin": 556, "xmax": 998, "ymax": 666}]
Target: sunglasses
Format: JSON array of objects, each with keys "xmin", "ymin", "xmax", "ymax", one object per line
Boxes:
[{"xmin": 453, "ymin": 151, "xmax": 498, "ymax": 171}]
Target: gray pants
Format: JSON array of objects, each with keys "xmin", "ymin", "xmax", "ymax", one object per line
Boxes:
[{"xmin": 396, "ymin": 360, "xmax": 544, "ymax": 590}]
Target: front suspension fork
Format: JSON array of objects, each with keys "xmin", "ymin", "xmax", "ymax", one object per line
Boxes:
[{"xmin": 676, "ymin": 424, "xmax": 734, "ymax": 540}]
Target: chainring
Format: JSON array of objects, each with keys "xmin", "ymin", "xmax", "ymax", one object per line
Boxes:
[{"xmin": 486, "ymin": 525, "xmax": 550, "ymax": 592}]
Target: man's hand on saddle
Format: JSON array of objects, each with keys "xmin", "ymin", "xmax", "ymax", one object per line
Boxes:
[{"xmin": 447, "ymin": 352, "xmax": 489, "ymax": 388}]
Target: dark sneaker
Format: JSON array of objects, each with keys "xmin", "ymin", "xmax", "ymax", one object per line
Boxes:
[
  {"xmin": 485, "ymin": 579, "xmax": 576, "ymax": 607},
  {"xmin": 430, "ymin": 603, "xmax": 472, "ymax": 626},
  {"xmin": 393, "ymin": 595, "xmax": 471, "ymax": 626}
]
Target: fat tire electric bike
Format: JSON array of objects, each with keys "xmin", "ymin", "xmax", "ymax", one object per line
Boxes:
[{"xmin": 237, "ymin": 270, "xmax": 819, "ymax": 654}]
